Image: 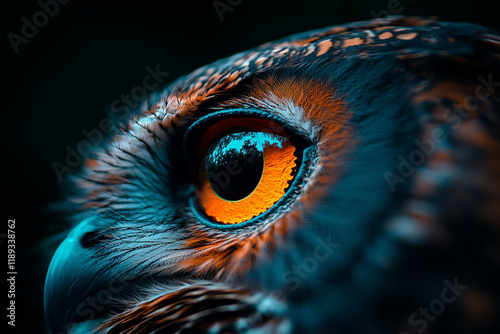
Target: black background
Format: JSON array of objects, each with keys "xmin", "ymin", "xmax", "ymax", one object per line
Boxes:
[{"xmin": 3, "ymin": 0, "xmax": 498, "ymax": 332}]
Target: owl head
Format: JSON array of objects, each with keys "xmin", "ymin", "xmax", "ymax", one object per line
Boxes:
[{"xmin": 45, "ymin": 16, "xmax": 500, "ymax": 334}]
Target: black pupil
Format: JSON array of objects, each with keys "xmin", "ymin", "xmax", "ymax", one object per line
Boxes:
[{"xmin": 205, "ymin": 132, "xmax": 264, "ymax": 201}]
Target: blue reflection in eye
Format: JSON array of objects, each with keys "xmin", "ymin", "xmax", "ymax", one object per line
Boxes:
[
  {"xmin": 210, "ymin": 132, "xmax": 284, "ymax": 164},
  {"xmin": 204, "ymin": 132, "xmax": 286, "ymax": 201}
]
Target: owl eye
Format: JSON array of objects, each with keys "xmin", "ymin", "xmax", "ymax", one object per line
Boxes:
[{"xmin": 184, "ymin": 112, "xmax": 306, "ymax": 225}]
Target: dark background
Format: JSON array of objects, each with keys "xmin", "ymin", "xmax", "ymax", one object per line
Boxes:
[{"xmin": 3, "ymin": 0, "xmax": 498, "ymax": 332}]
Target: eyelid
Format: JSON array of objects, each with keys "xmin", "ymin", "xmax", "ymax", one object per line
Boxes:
[
  {"xmin": 184, "ymin": 110, "xmax": 290, "ymax": 171},
  {"xmin": 197, "ymin": 118, "xmax": 288, "ymax": 170}
]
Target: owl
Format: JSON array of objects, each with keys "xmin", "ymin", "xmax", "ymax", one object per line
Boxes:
[{"xmin": 44, "ymin": 16, "xmax": 500, "ymax": 334}]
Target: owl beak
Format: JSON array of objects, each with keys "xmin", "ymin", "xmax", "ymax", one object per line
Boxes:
[{"xmin": 44, "ymin": 218, "xmax": 130, "ymax": 334}]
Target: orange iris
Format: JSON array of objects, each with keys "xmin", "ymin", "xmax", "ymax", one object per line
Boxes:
[{"xmin": 195, "ymin": 118, "xmax": 297, "ymax": 224}]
